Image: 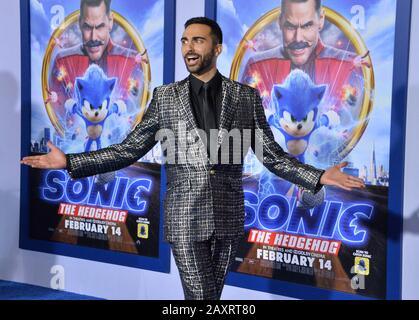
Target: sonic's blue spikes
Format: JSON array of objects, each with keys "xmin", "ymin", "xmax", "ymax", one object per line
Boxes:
[
  {"xmin": 271, "ymin": 70, "xmax": 328, "ymax": 121},
  {"xmin": 70, "ymin": 64, "xmax": 118, "ymax": 152}
]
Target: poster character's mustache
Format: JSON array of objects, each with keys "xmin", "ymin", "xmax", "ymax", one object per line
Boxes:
[
  {"xmin": 287, "ymin": 41, "xmax": 310, "ymax": 51},
  {"xmin": 85, "ymin": 40, "xmax": 105, "ymax": 48}
]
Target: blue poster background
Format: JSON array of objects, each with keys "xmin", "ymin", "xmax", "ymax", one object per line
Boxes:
[
  {"xmin": 212, "ymin": 0, "xmax": 408, "ymax": 299},
  {"xmin": 20, "ymin": 0, "xmax": 176, "ymax": 273}
]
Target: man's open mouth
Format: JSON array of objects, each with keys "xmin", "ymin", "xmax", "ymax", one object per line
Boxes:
[{"xmin": 186, "ymin": 55, "xmax": 200, "ymax": 64}]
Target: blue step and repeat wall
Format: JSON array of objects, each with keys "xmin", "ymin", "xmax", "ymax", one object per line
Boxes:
[
  {"xmin": 207, "ymin": 0, "xmax": 410, "ymax": 300},
  {"xmin": 19, "ymin": 0, "xmax": 412, "ymax": 299},
  {"xmin": 20, "ymin": 0, "xmax": 176, "ymax": 273}
]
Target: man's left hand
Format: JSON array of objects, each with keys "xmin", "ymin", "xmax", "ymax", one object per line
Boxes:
[{"xmin": 320, "ymin": 162, "xmax": 366, "ymax": 191}]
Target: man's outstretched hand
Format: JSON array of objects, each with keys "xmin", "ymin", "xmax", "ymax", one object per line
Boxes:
[
  {"xmin": 21, "ymin": 141, "xmax": 67, "ymax": 169},
  {"xmin": 320, "ymin": 162, "xmax": 366, "ymax": 191}
]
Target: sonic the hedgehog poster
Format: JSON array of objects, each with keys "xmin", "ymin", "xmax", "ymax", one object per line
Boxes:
[
  {"xmin": 217, "ymin": 0, "xmax": 398, "ymax": 298},
  {"xmin": 25, "ymin": 0, "xmax": 168, "ymax": 269}
]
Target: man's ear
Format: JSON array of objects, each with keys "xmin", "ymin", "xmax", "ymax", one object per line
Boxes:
[
  {"xmin": 278, "ymin": 14, "xmax": 284, "ymax": 31},
  {"xmin": 108, "ymin": 12, "xmax": 114, "ymax": 30},
  {"xmin": 319, "ymin": 8, "xmax": 325, "ymax": 30},
  {"xmin": 214, "ymin": 43, "xmax": 223, "ymax": 57}
]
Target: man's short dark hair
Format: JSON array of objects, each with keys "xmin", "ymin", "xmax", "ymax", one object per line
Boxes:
[
  {"xmin": 184, "ymin": 17, "xmax": 223, "ymax": 45},
  {"xmin": 80, "ymin": 0, "xmax": 112, "ymax": 20},
  {"xmin": 280, "ymin": 0, "xmax": 322, "ymax": 17}
]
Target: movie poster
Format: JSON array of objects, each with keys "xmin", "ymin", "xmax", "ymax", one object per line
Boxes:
[
  {"xmin": 27, "ymin": 0, "xmax": 165, "ymax": 261},
  {"xmin": 217, "ymin": 0, "xmax": 396, "ymax": 298}
]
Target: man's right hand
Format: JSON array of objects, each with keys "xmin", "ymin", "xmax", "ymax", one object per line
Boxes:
[{"xmin": 21, "ymin": 141, "xmax": 67, "ymax": 169}]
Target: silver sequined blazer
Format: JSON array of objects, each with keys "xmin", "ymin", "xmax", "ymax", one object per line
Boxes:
[{"xmin": 67, "ymin": 75, "xmax": 324, "ymax": 242}]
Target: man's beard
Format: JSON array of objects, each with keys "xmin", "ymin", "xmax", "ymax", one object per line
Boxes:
[{"xmin": 184, "ymin": 50, "xmax": 215, "ymax": 75}]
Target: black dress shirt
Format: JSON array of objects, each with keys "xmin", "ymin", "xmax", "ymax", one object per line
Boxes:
[{"xmin": 189, "ymin": 71, "xmax": 223, "ymax": 156}]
